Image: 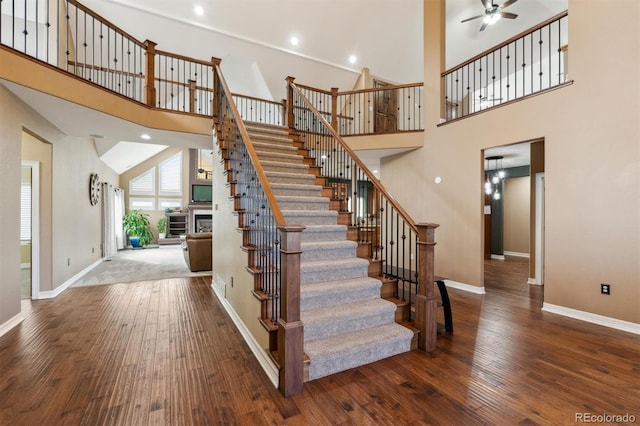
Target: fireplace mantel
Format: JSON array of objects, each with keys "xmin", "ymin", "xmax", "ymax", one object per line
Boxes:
[{"xmin": 187, "ymin": 203, "xmax": 212, "ymax": 233}]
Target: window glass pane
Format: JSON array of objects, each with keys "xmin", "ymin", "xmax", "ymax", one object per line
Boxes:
[
  {"xmin": 159, "ymin": 152, "xmax": 182, "ymax": 195},
  {"xmin": 129, "ymin": 197, "xmax": 156, "ymax": 210},
  {"xmin": 158, "ymin": 199, "xmax": 182, "ymax": 210},
  {"xmin": 129, "ymin": 168, "xmax": 155, "ymax": 195}
]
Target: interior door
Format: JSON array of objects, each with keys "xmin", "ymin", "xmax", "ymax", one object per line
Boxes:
[{"xmin": 374, "ymin": 80, "xmax": 398, "ymax": 133}]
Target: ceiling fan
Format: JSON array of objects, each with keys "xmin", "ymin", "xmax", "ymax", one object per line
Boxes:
[{"xmin": 461, "ymin": 0, "xmax": 519, "ymax": 32}]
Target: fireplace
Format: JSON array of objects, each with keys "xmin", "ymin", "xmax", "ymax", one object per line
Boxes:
[
  {"xmin": 188, "ymin": 205, "xmax": 212, "ymax": 233},
  {"xmin": 194, "ymin": 214, "xmax": 212, "ymax": 233}
]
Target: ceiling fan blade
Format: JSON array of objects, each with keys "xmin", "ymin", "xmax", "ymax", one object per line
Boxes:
[
  {"xmin": 500, "ymin": 0, "xmax": 518, "ymax": 9},
  {"xmin": 499, "ymin": 12, "xmax": 518, "ymax": 19},
  {"xmin": 479, "ymin": 22, "xmax": 489, "ymax": 32},
  {"xmin": 461, "ymin": 14, "xmax": 486, "ymax": 23}
]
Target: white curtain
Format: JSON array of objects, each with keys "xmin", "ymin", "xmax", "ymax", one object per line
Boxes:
[{"xmin": 102, "ymin": 183, "xmax": 125, "ymax": 258}]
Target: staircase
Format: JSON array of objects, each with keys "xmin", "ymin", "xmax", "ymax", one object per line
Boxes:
[{"xmin": 242, "ymin": 122, "xmax": 414, "ymax": 381}]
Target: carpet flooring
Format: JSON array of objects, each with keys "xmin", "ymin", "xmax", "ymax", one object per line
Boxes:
[{"xmin": 72, "ymin": 245, "xmax": 211, "ymax": 287}]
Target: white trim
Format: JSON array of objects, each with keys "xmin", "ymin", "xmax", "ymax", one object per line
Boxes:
[
  {"xmin": 444, "ymin": 279, "xmax": 486, "ymax": 295},
  {"xmin": 21, "ymin": 263, "xmax": 31, "ymax": 269},
  {"xmin": 0, "ymin": 311, "xmax": 24, "ymax": 339},
  {"xmin": 504, "ymin": 251, "xmax": 529, "ymax": 258},
  {"xmin": 542, "ymin": 303, "xmax": 640, "ymax": 335},
  {"xmin": 211, "ymin": 275, "xmax": 279, "ymax": 388},
  {"xmin": 535, "ymin": 173, "xmax": 545, "ymax": 285},
  {"xmin": 36, "ymin": 259, "xmax": 103, "ymax": 299},
  {"xmin": 22, "ymin": 161, "xmax": 40, "ymax": 299},
  {"xmin": 490, "ymin": 254, "xmax": 505, "ymax": 260},
  {"xmin": 527, "ymin": 277, "xmax": 542, "ymax": 286}
]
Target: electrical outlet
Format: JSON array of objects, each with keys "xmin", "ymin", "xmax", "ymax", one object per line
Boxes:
[{"xmin": 601, "ymin": 283, "xmax": 610, "ymax": 295}]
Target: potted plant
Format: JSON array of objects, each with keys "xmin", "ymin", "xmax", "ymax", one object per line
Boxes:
[
  {"xmin": 123, "ymin": 210, "xmax": 152, "ymax": 248},
  {"xmin": 157, "ymin": 217, "xmax": 167, "ymax": 240}
]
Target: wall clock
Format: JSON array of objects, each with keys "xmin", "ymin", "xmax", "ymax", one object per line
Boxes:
[{"xmin": 89, "ymin": 173, "xmax": 100, "ymax": 206}]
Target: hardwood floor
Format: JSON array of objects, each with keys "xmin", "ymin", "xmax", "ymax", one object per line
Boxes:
[{"xmin": 1, "ymin": 269, "xmax": 638, "ymax": 425}]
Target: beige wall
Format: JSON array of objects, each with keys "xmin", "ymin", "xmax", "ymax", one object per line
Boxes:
[
  {"xmin": 119, "ymin": 147, "xmax": 190, "ymax": 243},
  {"xmin": 504, "ymin": 177, "xmax": 530, "ymax": 255},
  {"xmin": 382, "ymin": 0, "xmax": 639, "ymax": 323},
  {"xmin": 0, "ymin": 84, "xmax": 119, "ymax": 327},
  {"xmin": 211, "ymin": 138, "xmax": 269, "ymax": 350}
]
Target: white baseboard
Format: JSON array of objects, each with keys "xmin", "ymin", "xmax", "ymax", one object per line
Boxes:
[
  {"xmin": 444, "ymin": 279, "xmax": 486, "ymax": 295},
  {"xmin": 0, "ymin": 311, "xmax": 25, "ymax": 339},
  {"xmin": 504, "ymin": 251, "xmax": 529, "ymax": 258},
  {"xmin": 211, "ymin": 276, "xmax": 279, "ymax": 388},
  {"xmin": 21, "ymin": 263, "xmax": 31, "ymax": 269},
  {"xmin": 542, "ymin": 303, "xmax": 640, "ymax": 335},
  {"xmin": 527, "ymin": 277, "xmax": 542, "ymax": 285},
  {"xmin": 490, "ymin": 254, "xmax": 505, "ymax": 260},
  {"xmin": 36, "ymin": 259, "xmax": 103, "ymax": 300}
]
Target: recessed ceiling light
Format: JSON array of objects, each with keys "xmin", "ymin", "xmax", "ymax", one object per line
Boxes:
[
  {"xmin": 348, "ymin": 55, "xmax": 357, "ymax": 64},
  {"xmin": 141, "ymin": 133, "xmax": 151, "ymax": 140},
  {"xmin": 194, "ymin": 5, "xmax": 204, "ymax": 16},
  {"xmin": 290, "ymin": 36, "xmax": 299, "ymax": 46}
]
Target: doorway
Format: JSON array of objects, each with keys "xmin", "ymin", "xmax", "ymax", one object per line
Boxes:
[
  {"xmin": 482, "ymin": 140, "xmax": 545, "ymax": 296},
  {"xmin": 21, "ymin": 161, "xmax": 40, "ymax": 299}
]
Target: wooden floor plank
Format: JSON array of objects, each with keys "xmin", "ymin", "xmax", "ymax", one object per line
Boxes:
[{"xmin": 0, "ymin": 259, "xmax": 638, "ymax": 425}]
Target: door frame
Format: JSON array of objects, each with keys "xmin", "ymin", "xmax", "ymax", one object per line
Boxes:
[
  {"xmin": 533, "ymin": 172, "xmax": 545, "ymax": 285},
  {"xmin": 21, "ymin": 160, "xmax": 40, "ymax": 299}
]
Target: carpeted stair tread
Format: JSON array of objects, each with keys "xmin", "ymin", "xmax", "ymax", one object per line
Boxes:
[
  {"xmin": 255, "ymin": 150, "xmax": 302, "ymax": 164},
  {"xmin": 301, "ymin": 225, "xmax": 347, "ymax": 242},
  {"xmin": 264, "ymin": 171, "xmax": 316, "ymax": 185},
  {"xmin": 305, "ymin": 323, "xmax": 413, "ymax": 380},
  {"xmin": 300, "ymin": 277, "xmax": 382, "ymax": 311},
  {"xmin": 276, "ymin": 196, "xmax": 329, "ymax": 211},
  {"xmin": 300, "ymin": 240, "xmax": 357, "ymax": 261},
  {"xmin": 271, "ymin": 183, "xmax": 322, "ymax": 197},
  {"xmin": 260, "ymin": 160, "xmax": 309, "ymax": 173},
  {"xmin": 300, "ymin": 257, "xmax": 369, "ymax": 283},
  {"xmin": 302, "ymin": 299, "xmax": 398, "ymax": 342},
  {"xmin": 251, "ymin": 141, "xmax": 298, "ymax": 153}
]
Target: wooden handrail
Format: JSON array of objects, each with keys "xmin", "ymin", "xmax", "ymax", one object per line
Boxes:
[
  {"xmin": 155, "ymin": 76, "xmax": 213, "ymax": 92},
  {"xmin": 290, "ymin": 81, "xmax": 419, "ymax": 234},
  {"xmin": 155, "ymin": 49, "xmax": 218, "ymax": 68},
  {"xmin": 67, "ymin": 60, "xmax": 144, "ymax": 79},
  {"xmin": 294, "ymin": 82, "xmax": 333, "ymax": 96},
  {"xmin": 442, "ymin": 10, "xmax": 569, "ymax": 76},
  {"xmin": 215, "ymin": 64, "xmax": 285, "ymax": 226},
  {"xmin": 232, "ymin": 93, "xmax": 284, "ymax": 107},
  {"xmin": 66, "ymin": 0, "xmax": 146, "ymax": 48},
  {"xmin": 338, "ymin": 82, "xmax": 424, "ymax": 96}
]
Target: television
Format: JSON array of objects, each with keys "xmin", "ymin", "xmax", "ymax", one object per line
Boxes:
[{"xmin": 191, "ymin": 184, "xmax": 212, "ymax": 203}]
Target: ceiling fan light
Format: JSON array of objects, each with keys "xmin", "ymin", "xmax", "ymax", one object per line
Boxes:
[{"xmin": 484, "ymin": 14, "xmax": 501, "ymax": 25}]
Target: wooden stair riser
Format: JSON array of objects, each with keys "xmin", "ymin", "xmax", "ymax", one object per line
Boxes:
[
  {"xmin": 368, "ymin": 259, "xmax": 382, "ymax": 277},
  {"xmin": 357, "ymin": 242, "xmax": 372, "ymax": 259}
]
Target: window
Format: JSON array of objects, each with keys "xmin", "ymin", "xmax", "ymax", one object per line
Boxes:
[
  {"xmin": 129, "ymin": 167, "xmax": 155, "ymax": 195},
  {"xmin": 20, "ymin": 183, "xmax": 31, "ymax": 241},
  {"xmin": 158, "ymin": 198, "xmax": 182, "ymax": 211},
  {"xmin": 129, "ymin": 197, "xmax": 156, "ymax": 210},
  {"xmin": 159, "ymin": 152, "xmax": 182, "ymax": 195}
]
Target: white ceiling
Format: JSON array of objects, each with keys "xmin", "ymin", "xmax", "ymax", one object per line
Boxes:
[{"xmin": 3, "ymin": 0, "xmax": 567, "ymax": 173}]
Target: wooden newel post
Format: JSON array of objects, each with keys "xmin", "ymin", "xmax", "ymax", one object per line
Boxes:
[
  {"xmin": 286, "ymin": 76, "xmax": 295, "ymax": 132},
  {"xmin": 212, "ymin": 57, "xmax": 221, "ymax": 119},
  {"xmin": 277, "ymin": 225, "xmax": 305, "ymax": 397},
  {"xmin": 143, "ymin": 40, "xmax": 157, "ymax": 108},
  {"xmin": 188, "ymin": 80, "xmax": 196, "ymax": 113},
  {"xmin": 415, "ymin": 223, "xmax": 439, "ymax": 352},
  {"xmin": 330, "ymin": 87, "xmax": 338, "ymax": 131}
]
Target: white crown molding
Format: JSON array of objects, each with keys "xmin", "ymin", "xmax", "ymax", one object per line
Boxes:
[
  {"xmin": 542, "ymin": 303, "xmax": 640, "ymax": 335},
  {"xmin": 212, "ymin": 275, "xmax": 279, "ymax": 388},
  {"xmin": 36, "ymin": 259, "xmax": 103, "ymax": 299},
  {"xmin": 0, "ymin": 311, "xmax": 25, "ymax": 339},
  {"xmin": 444, "ymin": 279, "xmax": 486, "ymax": 295}
]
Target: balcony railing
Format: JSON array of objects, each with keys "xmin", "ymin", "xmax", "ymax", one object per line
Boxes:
[
  {"xmin": 442, "ymin": 11, "xmax": 569, "ymax": 121},
  {"xmin": 232, "ymin": 93, "xmax": 285, "ymax": 126},
  {"xmin": 1, "ymin": 0, "xmax": 215, "ymax": 115},
  {"xmin": 294, "ymin": 81, "xmax": 424, "ymax": 136}
]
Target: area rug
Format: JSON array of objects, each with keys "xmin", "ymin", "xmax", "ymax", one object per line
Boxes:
[{"xmin": 71, "ymin": 245, "xmax": 211, "ymax": 287}]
